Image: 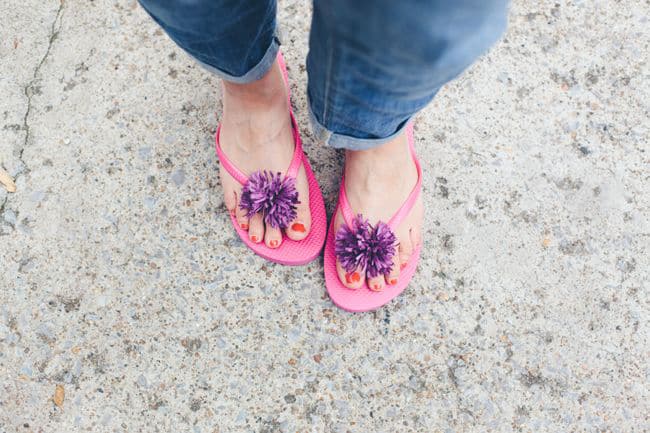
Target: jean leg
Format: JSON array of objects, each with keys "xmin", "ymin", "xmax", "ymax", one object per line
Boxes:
[
  {"xmin": 138, "ymin": 0, "xmax": 279, "ymax": 83},
  {"xmin": 307, "ymin": 0, "xmax": 509, "ymax": 150}
]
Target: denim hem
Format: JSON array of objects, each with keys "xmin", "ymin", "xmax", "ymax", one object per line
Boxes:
[
  {"xmin": 307, "ymin": 98, "xmax": 412, "ymax": 151},
  {"xmin": 196, "ymin": 36, "xmax": 281, "ymax": 84}
]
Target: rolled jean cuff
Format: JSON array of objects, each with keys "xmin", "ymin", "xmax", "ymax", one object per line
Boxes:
[
  {"xmin": 196, "ymin": 36, "xmax": 281, "ymax": 84},
  {"xmin": 307, "ymin": 99, "xmax": 412, "ymax": 151}
]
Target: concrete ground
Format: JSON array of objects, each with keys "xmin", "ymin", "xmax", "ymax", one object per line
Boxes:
[{"xmin": 1, "ymin": 0, "xmax": 648, "ymax": 432}]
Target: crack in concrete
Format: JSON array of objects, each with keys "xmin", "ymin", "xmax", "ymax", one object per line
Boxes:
[
  {"xmin": 16, "ymin": 0, "xmax": 65, "ymax": 174},
  {"xmin": 2, "ymin": 1, "xmax": 64, "ymax": 222}
]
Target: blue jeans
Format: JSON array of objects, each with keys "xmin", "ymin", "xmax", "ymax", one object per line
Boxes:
[{"xmin": 138, "ymin": 0, "xmax": 508, "ymax": 150}]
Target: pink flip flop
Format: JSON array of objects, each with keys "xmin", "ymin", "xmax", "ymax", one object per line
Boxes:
[
  {"xmin": 324, "ymin": 122, "xmax": 422, "ymax": 312},
  {"xmin": 215, "ymin": 52, "xmax": 327, "ymax": 265}
]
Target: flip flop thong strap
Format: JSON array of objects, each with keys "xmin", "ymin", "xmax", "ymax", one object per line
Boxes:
[
  {"xmin": 337, "ymin": 174, "xmax": 357, "ymax": 229},
  {"xmin": 277, "ymin": 51, "xmax": 291, "ymax": 101},
  {"xmin": 285, "ymin": 112, "xmax": 304, "ymax": 180},
  {"xmin": 215, "ymin": 125, "xmax": 249, "ymax": 185},
  {"xmin": 387, "ymin": 123, "xmax": 422, "ymax": 231},
  {"xmin": 338, "ymin": 121, "xmax": 422, "ymax": 232},
  {"xmin": 278, "ymin": 52, "xmax": 303, "ymax": 180}
]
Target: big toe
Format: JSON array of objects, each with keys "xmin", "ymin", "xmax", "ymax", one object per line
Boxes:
[
  {"xmin": 286, "ymin": 167, "xmax": 311, "ymax": 241},
  {"xmin": 285, "ymin": 205, "xmax": 311, "ymax": 241}
]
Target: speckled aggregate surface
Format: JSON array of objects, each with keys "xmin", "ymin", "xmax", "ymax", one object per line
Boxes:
[{"xmin": 1, "ymin": 0, "xmax": 648, "ymax": 432}]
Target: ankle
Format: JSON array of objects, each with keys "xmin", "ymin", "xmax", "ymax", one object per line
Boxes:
[
  {"xmin": 222, "ymin": 60, "xmax": 287, "ymax": 110},
  {"xmin": 220, "ymin": 61, "xmax": 292, "ymax": 153},
  {"xmin": 223, "ymin": 81, "xmax": 286, "ymax": 109},
  {"xmin": 345, "ymin": 133, "xmax": 415, "ymax": 183}
]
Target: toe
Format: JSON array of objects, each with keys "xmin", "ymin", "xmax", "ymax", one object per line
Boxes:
[
  {"xmin": 234, "ymin": 195, "xmax": 249, "ymax": 231},
  {"xmin": 385, "ymin": 253, "xmax": 400, "ymax": 286},
  {"xmin": 223, "ymin": 189, "xmax": 237, "ymax": 216},
  {"xmin": 286, "ymin": 210, "xmax": 311, "ymax": 241},
  {"xmin": 399, "ymin": 231, "xmax": 414, "ymax": 270},
  {"xmin": 286, "ymin": 166, "xmax": 311, "ymax": 241},
  {"xmin": 368, "ymin": 275, "xmax": 385, "ymax": 292},
  {"xmin": 336, "ymin": 260, "xmax": 364, "ymax": 290},
  {"xmin": 285, "ymin": 207, "xmax": 311, "ymax": 241},
  {"xmin": 264, "ymin": 223, "xmax": 282, "ymax": 249},
  {"xmin": 220, "ymin": 164, "xmax": 238, "ymax": 215},
  {"xmin": 248, "ymin": 213, "xmax": 264, "ymax": 244}
]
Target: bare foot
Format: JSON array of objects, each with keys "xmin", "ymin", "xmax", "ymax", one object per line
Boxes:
[
  {"xmin": 219, "ymin": 59, "xmax": 311, "ymax": 247},
  {"xmin": 333, "ymin": 132, "xmax": 423, "ymax": 291}
]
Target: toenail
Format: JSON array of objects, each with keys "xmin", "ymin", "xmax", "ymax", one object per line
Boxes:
[
  {"xmin": 400, "ymin": 262, "xmax": 407, "ymax": 270},
  {"xmin": 390, "ymin": 278, "xmax": 397, "ymax": 285},
  {"xmin": 251, "ymin": 235, "xmax": 258, "ymax": 243},
  {"xmin": 345, "ymin": 272, "xmax": 361, "ymax": 285},
  {"xmin": 240, "ymin": 223, "xmax": 248, "ymax": 230},
  {"xmin": 269, "ymin": 239, "xmax": 279, "ymax": 248},
  {"xmin": 372, "ymin": 284, "xmax": 382, "ymax": 291},
  {"xmin": 291, "ymin": 222, "xmax": 306, "ymax": 233}
]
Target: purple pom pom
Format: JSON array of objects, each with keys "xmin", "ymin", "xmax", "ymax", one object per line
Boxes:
[
  {"xmin": 335, "ymin": 215, "xmax": 372, "ymax": 272},
  {"xmin": 335, "ymin": 215, "xmax": 397, "ymax": 278},
  {"xmin": 365, "ymin": 221, "xmax": 397, "ymax": 278},
  {"xmin": 239, "ymin": 171, "xmax": 299, "ymax": 229}
]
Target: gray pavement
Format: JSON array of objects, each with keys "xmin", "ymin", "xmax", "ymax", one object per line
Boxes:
[{"xmin": 1, "ymin": 0, "xmax": 648, "ymax": 432}]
